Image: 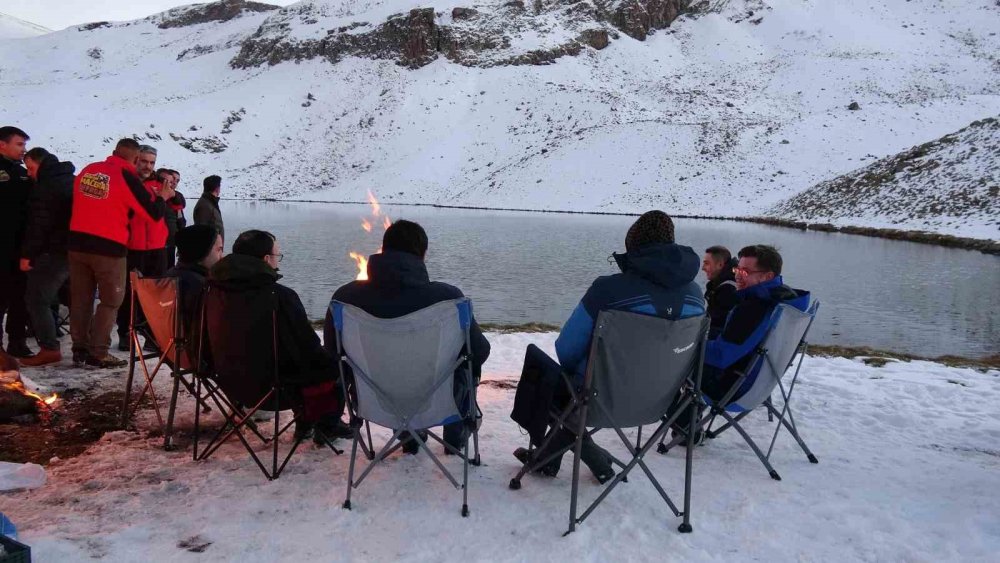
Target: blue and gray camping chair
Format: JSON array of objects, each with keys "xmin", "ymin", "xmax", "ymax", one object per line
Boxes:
[
  {"xmin": 659, "ymin": 300, "xmax": 820, "ymax": 481},
  {"xmin": 510, "ymin": 311, "xmax": 709, "ymax": 535},
  {"xmin": 330, "ymin": 298, "xmax": 482, "ymax": 517}
]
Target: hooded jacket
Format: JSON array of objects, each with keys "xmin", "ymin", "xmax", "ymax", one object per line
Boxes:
[
  {"xmin": 555, "ymin": 242, "xmax": 706, "ymax": 382},
  {"xmin": 705, "ymin": 257, "xmax": 739, "ymax": 337},
  {"xmin": 206, "ymin": 254, "xmax": 332, "ymax": 406},
  {"xmin": 327, "ymin": 250, "xmax": 491, "ymax": 376},
  {"xmin": 69, "ymin": 155, "xmax": 166, "ymax": 257},
  {"xmin": 21, "ymin": 154, "xmax": 74, "ymax": 261}
]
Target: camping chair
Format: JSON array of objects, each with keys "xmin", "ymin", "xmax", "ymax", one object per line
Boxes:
[
  {"xmin": 510, "ymin": 311, "xmax": 709, "ymax": 535},
  {"xmin": 330, "ymin": 298, "xmax": 482, "ymax": 517},
  {"xmin": 193, "ymin": 284, "xmax": 343, "ymax": 481},
  {"xmin": 658, "ymin": 300, "xmax": 820, "ymax": 481}
]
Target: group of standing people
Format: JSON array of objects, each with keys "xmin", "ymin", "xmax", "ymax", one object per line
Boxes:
[{"xmin": 0, "ymin": 127, "xmax": 227, "ymax": 369}]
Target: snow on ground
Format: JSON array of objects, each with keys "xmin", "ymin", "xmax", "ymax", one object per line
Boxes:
[
  {"xmin": 2, "ymin": 331, "xmax": 999, "ymax": 561},
  {"xmin": 0, "ymin": 0, "xmax": 998, "ymax": 237},
  {"xmin": 0, "ymin": 13, "xmax": 50, "ymax": 39}
]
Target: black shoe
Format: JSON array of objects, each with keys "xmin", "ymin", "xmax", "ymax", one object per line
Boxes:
[
  {"xmin": 594, "ymin": 468, "xmax": 616, "ymax": 485},
  {"xmin": 143, "ymin": 339, "xmax": 159, "ymax": 354},
  {"xmin": 6, "ymin": 340, "xmax": 34, "ymax": 359},
  {"xmin": 400, "ymin": 431, "xmax": 428, "ymax": 455},
  {"xmin": 295, "ymin": 420, "xmax": 315, "ymax": 441},
  {"xmin": 117, "ymin": 339, "xmax": 130, "ymax": 352},
  {"xmin": 670, "ymin": 427, "xmax": 705, "ymax": 447},
  {"xmin": 72, "ymin": 350, "xmax": 88, "ymax": 366},
  {"xmin": 85, "ymin": 354, "xmax": 128, "ymax": 369},
  {"xmin": 314, "ymin": 419, "xmax": 354, "ymax": 444},
  {"xmin": 513, "ymin": 447, "xmax": 560, "ymax": 477}
]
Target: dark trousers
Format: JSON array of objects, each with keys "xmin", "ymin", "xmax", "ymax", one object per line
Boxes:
[
  {"xmin": 116, "ymin": 249, "xmax": 168, "ymax": 339},
  {"xmin": 515, "ymin": 344, "xmax": 611, "ymax": 476},
  {"xmin": 24, "ymin": 254, "xmax": 70, "ymax": 351},
  {"xmin": 670, "ymin": 364, "xmax": 742, "ymax": 433},
  {"xmin": 0, "ymin": 268, "xmax": 29, "ymax": 344},
  {"xmin": 165, "ymin": 245, "xmax": 177, "ymax": 269}
]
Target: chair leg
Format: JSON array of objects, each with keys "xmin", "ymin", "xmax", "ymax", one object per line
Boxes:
[
  {"xmin": 766, "ymin": 403, "xmax": 818, "ymax": 463},
  {"xmin": 565, "ymin": 399, "xmax": 590, "ymax": 537},
  {"xmin": 679, "ymin": 388, "xmax": 699, "ymax": 533},
  {"xmin": 720, "ymin": 411, "xmax": 782, "ymax": 481},
  {"xmin": 163, "ymin": 372, "xmax": 182, "ymax": 451},
  {"xmin": 461, "ymin": 437, "xmax": 470, "ymax": 517},
  {"xmin": 121, "ymin": 348, "xmax": 137, "ymax": 428},
  {"xmin": 343, "ymin": 431, "xmax": 360, "ymax": 510}
]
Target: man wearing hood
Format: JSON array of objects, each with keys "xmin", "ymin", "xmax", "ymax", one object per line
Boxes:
[
  {"xmin": 327, "ymin": 220, "xmax": 491, "ymax": 455},
  {"xmin": 18, "ymin": 148, "xmax": 75, "ymax": 367},
  {"xmin": 511, "ymin": 210, "xmax": 705, "ymax": 483},
  {"xmin": 208, "ymin": 230, "xmax": 351, "ymax": 442}
]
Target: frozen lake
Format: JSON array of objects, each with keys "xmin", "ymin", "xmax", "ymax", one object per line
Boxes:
[{"xmin": 221, "ymin": 201, "xmax": 999, "ymax": 359}]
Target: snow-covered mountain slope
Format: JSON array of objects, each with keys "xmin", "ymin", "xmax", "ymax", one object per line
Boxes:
[
  {"xmin": 770, "ymin": 117, "xmax": 999, "ymax": 240},
  {"xmin": 0, "ymin": 0, "xmax": 998, "ymax": 237},
  {"xmin": 0, "ymin": 12, "xmax": 51, "ymax": 39}
]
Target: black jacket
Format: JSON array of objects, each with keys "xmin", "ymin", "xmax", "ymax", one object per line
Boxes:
[
  {"xmin": 164, "ymin": 191, "xmax": 187, "ymax": 246},
  {"xmin": 193, "ymin": 194, "xmax": 224, "ymax": 241},
  {"xmin": 21, "ymin": 154, "xmax": 75, "ymax": 261},
  {"xmin": 207, "ymin": 254, "xmax": 331, "ymax": 406},
  {"xmin": 0, "ymin": 156, "xmax": 31, "ymax": 269},
  {"xmin": 327, "ymin": 250, "xmax": 491, "ymax": 377},
  {"xmin": 166, "ymin": 262, "xmax": 207, "ymax": 337},
  {"xmin": 705, "ymin": 258, "xmax": 739, "ymax": 338}
]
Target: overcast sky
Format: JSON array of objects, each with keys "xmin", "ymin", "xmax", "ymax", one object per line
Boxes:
[{"xmin": 3, "ymin": 0, "xmax": 297, "ymax": 32}]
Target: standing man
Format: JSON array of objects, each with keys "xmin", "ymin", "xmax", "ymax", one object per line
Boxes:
[
  {"xmin": 69, "ymin": 139, "xmax": 174, "ymax": 368},
  {"xmin": 194, "ymin": 175, "xmax": 224, "ymax": 243},
  {"xmin": 19, "ymin": 148, "xmax": 75, "ymax": 367},
  {"xmin": 702, "ymin": 245, "xmax": 739, "ymax": 338},
  {"xmin": 162, "ymin": 169, "xmax": 187, "ymax": 269},
  {"xmin": 0, "ymin": 126, "xmax": 32, "ymax": 359}
]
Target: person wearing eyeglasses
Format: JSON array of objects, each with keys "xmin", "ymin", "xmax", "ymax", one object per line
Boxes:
[
  {"xmin": 206, "ymin": 229, "xmax": 352, "ymax": 443},
  {"xmin": 672, "ymin": 244, "xmax": 811, "ymax": 444}
]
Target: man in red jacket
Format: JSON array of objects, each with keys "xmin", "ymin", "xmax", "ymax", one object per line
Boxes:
[
  {"xmin": 69, "ymin": 139, "xmax": 174, "ymax": 368},
  {"xmin": 115, "ymin": 145, "xmax": 170, "ymax": 351}
]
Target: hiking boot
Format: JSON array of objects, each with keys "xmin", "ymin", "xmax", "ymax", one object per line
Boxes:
[
  {"xmin": 670, "ymin": 427, "xmax": 705, "ymax": 448},
  {"xmin": 294, "ymin": 420, "xmax": 314, "ymax": 441},
  {"xmin": 513, "ymin": 447, "xmax": 560, "ymax": 477},
  {"xmin": 86, "ymin": 354, "xmax": 128, "ymax": 369},
  {"xmin": 400, "ymin": 431, "xmax": 428, "ymax": 455},
  {"xmin": 72, "ymin": 349, "xmax": 88, "ymax": 366},
  {"xmin": 314, "ymin": 418, "xmax": 354, "ymax": 443},
  {"xmin": 19, "ymin": 348, "xmax": 62, "ymax": 367},
  {"xmin": 6, "ymin": 340, "xmax": 34, "ymax": 359},
  {"xmin": 117, "ymin": 338, "xmax": 131, "ymax": 352}
]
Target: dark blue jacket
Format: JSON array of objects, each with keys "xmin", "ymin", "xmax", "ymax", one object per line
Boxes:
[
  {"xmin": 327, "ymin": 250, "xmax": 490, "ymax": 376},
  {"xmin": 555, "ymin": 242, "xmax": 706, "ymax": 382},
  {"xmin": 706, "ymin": 276, "xmax": 810, "ymax": 374}
]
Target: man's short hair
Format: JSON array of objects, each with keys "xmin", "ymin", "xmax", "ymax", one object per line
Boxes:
[
  {"xmin": 232, "ymin": 230, "xmax": 276, "ymax": 259},
  {"xmin": 115, "ymin": 138, "xmax": 140, "ymax": 152},
  {"xmin": 0, "ymin": 126, "xmax": 29, "ymax": 142},
  {"xmin": 705, "ymin": 245, "xmax": 732, "ymax": 264},
  {"xmin": 138, "ymin": 144, "xmax": 157, "ymax": 155},
  {"xmin": 382, "ymin": 220, "xmax": 428, "ymax": 258},
  {"xmin": 203, "ymin": 175, "xmax": 221, "ymax": 194},
  {"xmin": 738, "ymin": 244, "xmax": 783, "ymax": 275},
  {"xmin": 24, "ymin": 147, "xmax": 50, "ymax": 163}
]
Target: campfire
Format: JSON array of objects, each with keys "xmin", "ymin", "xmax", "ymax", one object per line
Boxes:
[
  {"xmin": 349, "ymin": 190, "xmax": 392, "ymax": 281},
  {"xmin": 1, "ymin": 352, "xmax": 58, "ymax": 422}
]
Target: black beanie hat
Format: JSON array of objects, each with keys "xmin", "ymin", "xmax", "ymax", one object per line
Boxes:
[
  {"xmin": 176, "ymin": 225, "xmax": 217, "ymax": 264},
  {"xmin": 625, "ymin": 210, "xmax": 675, "ymax": 252}
]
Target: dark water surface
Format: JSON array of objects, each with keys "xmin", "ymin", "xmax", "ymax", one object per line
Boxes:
[{"xmin": 223, "ymin": 201, "xmax": 999, "ymax": 359}]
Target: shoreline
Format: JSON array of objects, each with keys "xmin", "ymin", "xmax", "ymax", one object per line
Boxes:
[{"xmin": 225, "ymin": 197, "xmax": 1000, "ymax": 255}]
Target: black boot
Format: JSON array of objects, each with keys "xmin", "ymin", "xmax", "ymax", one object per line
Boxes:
[{"xmin": 6, "ymin": 339, "xmax": 34, "ymax": 359}]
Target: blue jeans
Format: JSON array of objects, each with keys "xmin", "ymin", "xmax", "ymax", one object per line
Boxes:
[{"xmin": 25, "ymin": 254, "xmax": 70, "ymax": 351}]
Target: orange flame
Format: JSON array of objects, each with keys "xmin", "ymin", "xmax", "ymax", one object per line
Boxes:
[
  {"xmin": 2, "ymin": 380, "xmax": 58, "ymax": 406},
  {"xmin": 349, "ymin": 191, "xmax": 392, "ymax": 281}
]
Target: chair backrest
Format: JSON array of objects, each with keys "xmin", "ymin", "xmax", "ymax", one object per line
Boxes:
[
  {"xmin": 203, "ymin": 284, "xmax": 278, "ymax": 407},
  {"xmin": 728, "ymin": 300, "xmax": 820, "ymax": 412},
  {"xmin": 584, "ymin": 310, "xmax": 709, "ymax": 429},
  {"xmin": 131, "ymin": 272, "xmax": 191, "ymax": 370},
  {"xmin": 331, "ymin": 299, "xmax": 471, "ymax": 431}
]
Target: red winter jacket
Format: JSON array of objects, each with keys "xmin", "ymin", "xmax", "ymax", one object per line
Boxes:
[
  {"xmin": 125, "ymin": 178, "xmax": 169, "ymax": 251},
  {"xmin": 69, "ymin": 155, "xmax": 166, "ymax": 258}
]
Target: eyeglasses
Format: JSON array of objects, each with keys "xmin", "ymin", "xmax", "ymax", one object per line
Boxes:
[
  {"xmin": 269, "ymin": 253, "xmax": 284, "ymax": 263},
  {"xmin": 733, "ymin": 267, "xmax": 768, "ymax": 277}
]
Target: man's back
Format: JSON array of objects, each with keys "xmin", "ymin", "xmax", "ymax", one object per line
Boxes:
[{"xmin": 193, "ymin": 194, "xmax": 224, "ymax": 240}]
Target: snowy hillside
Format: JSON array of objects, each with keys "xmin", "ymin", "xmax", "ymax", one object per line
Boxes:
[
  {"xmin": 0, "ymin": 13, "xmax": 50, "ymax": 39},
  {"xmin": 0, "ymin": 0, "xmax": 998, "ymax": 237},
  {"xmin": 769, "ymin": 117, "xmax": 1000, "ymax": 241}
]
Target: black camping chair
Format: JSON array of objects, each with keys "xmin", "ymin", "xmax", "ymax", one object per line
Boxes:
[
  {"xmin": 193, "ymin": 282, "xmax": 343, "ymax": 481},
  {"xmin": 510, "ymin": 311, "xmax": 709, "ymax": 535},
  {"xmin": 658, "ymin": 301, "xmax": 820, "ymax": 481}
]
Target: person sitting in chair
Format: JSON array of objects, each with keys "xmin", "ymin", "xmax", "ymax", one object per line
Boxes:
[
  {"xmin": 671, "ymin": 244, "xmax": 811, "ymax": 443},
  {"xmin": 510, "ymin": 210, "xmax": 705, "ymax": 483},
  {"xmin": 167, "ymin": 225, "xmax": 222, "ymax": 331},
  {"xmin": 207, "ymin": 230, "xmax": 352, "ymax": 442},
  {"xmin": 702, "ymin": 245, "xmax": 739, "ymax": 338},
  {"xmin": 327, "ymin": 219, "xmax": 491, "ymax": 455}
]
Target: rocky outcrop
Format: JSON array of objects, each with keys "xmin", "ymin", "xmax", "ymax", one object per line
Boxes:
[
  {"xmin": 158, "ymin": 0, "xmax": 279, "ymax": 29},
  {"xmin": 230, "ymin": 0, "xmax": 692, "ymax": 70}
]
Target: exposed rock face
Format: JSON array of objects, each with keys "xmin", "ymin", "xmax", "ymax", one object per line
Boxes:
[
  {"xmin": 158, "ymin": 0, "xmax": 279, "ymax": 29},
  {"xmin": 230, "ymin": 0, "xmax": 691, "ymax": 70}
]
